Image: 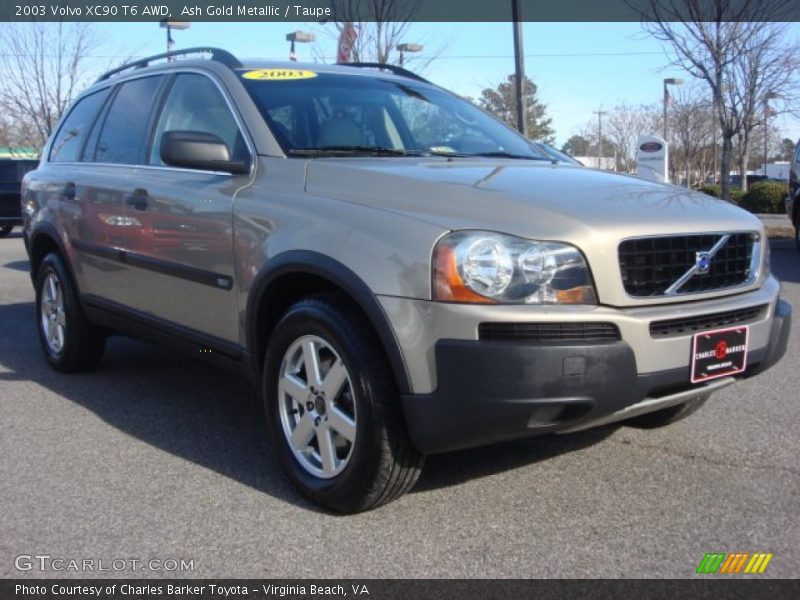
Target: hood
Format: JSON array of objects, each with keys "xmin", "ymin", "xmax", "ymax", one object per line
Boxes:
[
  {"xmin": 305, "ymin": 158, "xmax": 761, "ymax": 240},
  {"xmin": 304, "ymin": 158, "xmax": 766, "ymax": 307}
]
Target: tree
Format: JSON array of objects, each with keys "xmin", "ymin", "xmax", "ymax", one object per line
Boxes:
[
  {"xmin": 573, "ymin": 125, "xmax": 616, "ymax": 167},
  {"xmin": 323, "ymin": 0, "xmax": 432, "ymax": 66},
  {"xmin": 561, "ymin": 135, "xmax": 591, "ymax": 156},
  {"xmin": 667, "ymin": 86, "xmax": 715, "ymax": 186},
  {"xmin": 726, "ymin": 25, "xmax": 800, "ymax": 189},
  {"xmin": 0, "ymin": 23, "xmax": 102, "ymax": 153},
  {"xmin": 629, "ymin": 0, "xmax": 795, "ymax": 199},
  {"xmin": 779, "ymin": 138, "xmax": 796, "ymax": 161},
  {"xmin": 478, "ymin": 75, "xmax": 555, "ymax": 144},
  {"xmin": 602, "ymin": 103, "xmax": 661, "ymax": 173}
]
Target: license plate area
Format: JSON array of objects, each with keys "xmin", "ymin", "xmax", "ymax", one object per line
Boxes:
[{"xmin": 691, "ymin": 326, "xmax": 749, "ymax": 384}]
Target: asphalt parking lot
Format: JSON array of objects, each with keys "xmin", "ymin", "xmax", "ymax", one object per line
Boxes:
[{"xmin": 0, "ymin": 230, "xmax": 798, "ymax": 579}]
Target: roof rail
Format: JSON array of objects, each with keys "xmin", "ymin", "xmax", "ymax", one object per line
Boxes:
[
  {"xmin": 96, "ymin": 47, "xmax": 242, "ymax": 82},
  {"xmin": 341, "ymin": 62, "xmax": 431, "ymax": 84}
]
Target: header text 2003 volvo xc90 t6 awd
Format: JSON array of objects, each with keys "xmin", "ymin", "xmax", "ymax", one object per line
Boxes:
[{"xmin": 22, "ymin": 49, "xmax": 790, "ymax": 513}]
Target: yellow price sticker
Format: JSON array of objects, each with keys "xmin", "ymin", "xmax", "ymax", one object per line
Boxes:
[{"xmin": 242, "ymin": 69, "xmax": 318, "ymax": 81}]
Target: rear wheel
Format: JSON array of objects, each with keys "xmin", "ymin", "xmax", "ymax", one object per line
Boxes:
[
  {"xmin": 624, "ymin": 393, "xmax": 710, "ymax": 429},
  {"xmin": 263, "ymin": 295, "xmax": 424, "ymax": 513},
  {"xmin": 35, "ymin": 253, "xmax": 106, "ymax": 372},
  {"xmin": 795, "ymin": 218, "xmax": 799, "ymax": 252},
  {"xmin": 0, "ymin": 224, "xmax": 13, "ymax": 237}
]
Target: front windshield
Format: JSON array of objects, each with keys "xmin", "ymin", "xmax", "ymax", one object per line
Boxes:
[{"xmin": 240, "ymin": 70, "xmax": 550, "ymax": 159}]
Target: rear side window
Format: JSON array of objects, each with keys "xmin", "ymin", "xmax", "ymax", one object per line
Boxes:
[
  {"xmin": 93, "ymin": 76, "xmax": 164, "ymax": 165},
  {"xmin": 49, "ymin": 89, "xmax": 109, "ymax": 163}
]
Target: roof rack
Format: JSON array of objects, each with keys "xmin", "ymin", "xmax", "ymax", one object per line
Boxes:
[
  {"xmin": 342, "ymin": 62, "xmax": 431, "ymax": 84},
  {"xmin": 96, "ymin": 47, "xmax": 242, "ymax": 82}
]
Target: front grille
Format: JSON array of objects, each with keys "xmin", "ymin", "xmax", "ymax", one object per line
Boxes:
[
  {"xmin": 479, "ymin": 322, "xmax": 620, "ymax": 342},
  {"xmin": 649, "ymin": 304, "xmax": 767, "ymax": 338},
  {"xmin": 619, "ymin": 233, "xmax": 756, "ymax": 297}
]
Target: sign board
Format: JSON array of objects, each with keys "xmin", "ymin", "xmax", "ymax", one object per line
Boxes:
[{"xmin": 635, "ymin": 135, "xmax": 668, "ymax": 183}]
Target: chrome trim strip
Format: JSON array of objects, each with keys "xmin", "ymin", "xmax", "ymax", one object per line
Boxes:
[{"xmin": 556, "ymin": 376, "xmax": 736, "ymax": 434}]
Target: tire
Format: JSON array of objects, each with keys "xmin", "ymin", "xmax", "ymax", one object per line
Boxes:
[
  {"xmin": 263, "ymin": 294, "xmax": 424, "ymax": 513},
  {"xmin": 795, "ymin": 221, "xmax": 799, "ymax": 252},
  {"xmin": 35, "ymin": 252, "xmax": 106, "ymax": 373},
  {"xmin": 0, "ymin": 224, "xmax": 13, "ymax": 237},
  {"xmin": 624, "ymin": 393, "xmax": 710, "ymax": 429},
  {"xmin": 794, "ymin": 200, "xmax": 800, "ymax": 252}
]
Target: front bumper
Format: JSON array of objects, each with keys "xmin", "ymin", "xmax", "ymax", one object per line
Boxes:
[{"xmin": 400, "ymin": 299, "xmax": 791, "ymax": 454}]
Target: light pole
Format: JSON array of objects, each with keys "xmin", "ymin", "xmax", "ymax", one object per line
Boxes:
[
  {"xmin": 763, "ymin": 90, "xmax": 779, "ymax": 176},
  {"xmin": 663, "ymin": 77, "xmax": 684, "ymax": 139},
  {"xmin": 286, "ymin": 31, "xmax": 315, "ymax": 62},
  {"xmin": 396, "ymin": 43, "xmax": 423, "ymax": 67},
  {"xmin": 511, "ymin": 0, "xmax": 526, "ymax": 136},
  {"xmin": 593, "ymin": 109, "xmax": 606, "ymax": 168},
  {"xmin": 160, "ymin": 20, "xmax": 190, "ymax": 59}
]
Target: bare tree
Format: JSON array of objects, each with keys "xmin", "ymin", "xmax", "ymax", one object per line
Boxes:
[
  {"xmin": 0, "ymin": 22, "xmax": 102, "ymax": 153},
  {"xmin": 668, "ymin": 85, "xmax": 715, "ymax": 187},
  {"xmin": 726, "ymin": 25, "xmax": 800, "ymax": 189},
  {"xmin": 602, "ymin": 103, "xmax": 661, "ymax": 172},
  {"xmin": 322, "ymin": 0, "xmax": 432, "ymax": 66},
  {"xmin": 629, "ymin": 0, "xmax": 795, "ymax": 199}
]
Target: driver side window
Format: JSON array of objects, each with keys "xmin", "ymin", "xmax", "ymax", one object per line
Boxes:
[{"xmin": 150, "ymin": 74, "xmax": 247, "ymax": 166}]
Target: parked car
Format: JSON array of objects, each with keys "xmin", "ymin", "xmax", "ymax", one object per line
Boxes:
[
  {"xmin": 788, "ymin": 138, "xmax": 800, "ymax": 250},
  {"xmin": 0, "ymin": 158, "xmax": 38, "ymax": 237},
  {"xmin": 22, "ymin": 49, "xmax": 791, "ymax": 513},
  {"xmin": 530, "ymin": 141, "xmax": 584, "ymax": 166}
]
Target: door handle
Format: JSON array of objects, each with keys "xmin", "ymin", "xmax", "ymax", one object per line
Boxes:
[{"xmin": 125, "ymin": 189, "xmax": 149, "ymax": 211}]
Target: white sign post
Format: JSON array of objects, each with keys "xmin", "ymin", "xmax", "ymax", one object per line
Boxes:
[{"xmin": 635, "ymin": 135, "xmax": 668, "ymax": 183}]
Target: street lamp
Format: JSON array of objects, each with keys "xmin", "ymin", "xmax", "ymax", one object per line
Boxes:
[
  {"xmin": 159, "ymin": 20, "xmax": 190, "ymax": 59},
  {"xmin": 286, "ymin": 31, "xmax": 315, "ymax": 61},
  {"xmin": 663, "ymin": 77, "xmax": 684, "ymax": 139},
  {"xmin": 396, "ymin": 43, "xmax": 423, "ymax": 66},
  {"xmin": 763, "ymin": 90, "xmax": 780, "ymax": 177}
]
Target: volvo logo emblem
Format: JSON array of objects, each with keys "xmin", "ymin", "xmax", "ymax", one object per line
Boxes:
[{"xmin": 696, "ymin": 251, "xmax": 712, "ymax": 274}]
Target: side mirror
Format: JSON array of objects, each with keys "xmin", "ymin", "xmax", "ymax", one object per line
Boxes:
[{"xmin": 160, "ymin": 130, "xmax": 249, "ymax": 175}]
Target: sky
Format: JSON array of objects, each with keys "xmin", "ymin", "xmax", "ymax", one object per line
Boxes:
[{"xmin": 75, "ymin": 21, "xmax": 800, "ymax": 149}]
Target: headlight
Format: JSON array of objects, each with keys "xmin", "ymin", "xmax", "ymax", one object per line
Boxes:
[{"xmin": 433, "ymin": 231, "xmax": 597, "ymax": 304}]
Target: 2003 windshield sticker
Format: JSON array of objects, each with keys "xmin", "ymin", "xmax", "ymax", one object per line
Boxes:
[{"xmin": 242, "ymin": 69, "xmax": 317, "ymax": 81}]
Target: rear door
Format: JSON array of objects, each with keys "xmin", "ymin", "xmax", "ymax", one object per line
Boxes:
[
  {"xmin": 123, "ymin": 72, "xmax": 253, "ymax": 343},
  {"xmin": 62, "ymin": 75, "xmax": 166, "ymax": 308}
]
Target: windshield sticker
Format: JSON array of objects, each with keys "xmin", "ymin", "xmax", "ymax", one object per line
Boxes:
[{"xmin": 242, "ymin": 69, "xmax": 318, "ymax": 81}]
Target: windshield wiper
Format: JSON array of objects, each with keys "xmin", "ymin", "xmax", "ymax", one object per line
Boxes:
[
  {"xmin": 424, "ymin": 149, "xmax": 552, "ymax": 160},
  {"xmin": 471, "ymin": 151, "xmax": 553, "ymax": 161},
  {"xmin": 288, "ymin": 146, "xmax": 424, "ymax": 157}
]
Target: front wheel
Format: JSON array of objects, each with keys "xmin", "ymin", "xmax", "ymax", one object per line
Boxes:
[
  {"xmin": 263, "ymin": 295, "xmax": 424, "ymax": 513},
  {"xmin": 624, "ymin": 393, "xmax": 710, "ymax": 429},
  {"xmin": 35, "ymin": 253, "xmax": 106, "ymax": 372},
  {"xmin": 0, "ymin": 224, "xmax": 13, "ymax": 238}
]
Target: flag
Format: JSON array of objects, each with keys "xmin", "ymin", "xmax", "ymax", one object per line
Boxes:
[
  {"xmin": 289, "ymin": 39, "xmax": 297, "ymax": 62},
  {"xmin": 664, "ymin": 87, "xmax": 672, "ymax": 105},
  {"xmin": 765, "ymin": 104, "xmax": 777, "ymax": 118},
  {"xmin": 337, "ymin": 22, "xmax": 357, "ymax": 64}
]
